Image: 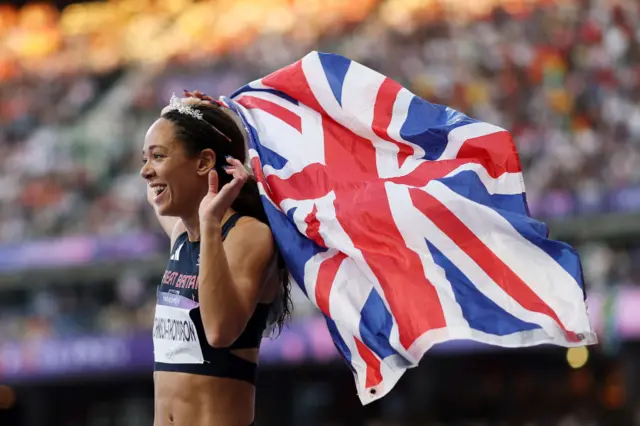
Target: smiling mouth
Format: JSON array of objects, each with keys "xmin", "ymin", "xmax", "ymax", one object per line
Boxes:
[{"xmin": 152, "ymin": 185, "xmax": 167, "ymax": 198}]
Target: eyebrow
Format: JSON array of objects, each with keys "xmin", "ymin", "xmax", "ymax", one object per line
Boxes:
[{"xmin": 142, "ymin": 145, "xmax": 166, "ymax": 154}]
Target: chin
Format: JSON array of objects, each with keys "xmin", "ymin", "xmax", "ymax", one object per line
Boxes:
[{"xmin": 156, "ymin": 202, "xmax": 177, "ymax": 217}]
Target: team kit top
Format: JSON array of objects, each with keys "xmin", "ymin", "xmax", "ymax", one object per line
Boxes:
[{"xmin": 152, "ymin": 214, "xmax": 272, "ymax": 384}]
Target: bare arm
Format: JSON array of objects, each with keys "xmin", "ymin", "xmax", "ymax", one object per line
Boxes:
[{"xmin": 198, "ymin": 218, "xmax": 274, "ymax": 347}]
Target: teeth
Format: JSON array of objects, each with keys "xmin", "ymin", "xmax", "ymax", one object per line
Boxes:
[{"xmin": 152, "ymin": 186, "xmax": 166, "ymax": 195}]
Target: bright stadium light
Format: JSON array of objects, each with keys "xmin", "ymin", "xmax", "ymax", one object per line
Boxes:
[{"xmin": 566, "ymin": 346, "xmax": 589, "ymax": 369}]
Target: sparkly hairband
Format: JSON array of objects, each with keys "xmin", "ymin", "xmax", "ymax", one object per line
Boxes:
[{"xmin": 164, "ymin": 93, "xmax": 231, "ymax": 142}]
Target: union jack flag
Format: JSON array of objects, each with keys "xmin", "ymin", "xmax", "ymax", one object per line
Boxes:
[{"xmin": 221, "ymin": 51, "xmax": 596, "ymax": 404}]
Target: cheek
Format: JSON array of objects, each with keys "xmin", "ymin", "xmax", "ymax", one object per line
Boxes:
[
  {"xmin": 165, "ymin": 164, "xmax": 202, "ymax": 195},
  {"xmin": 160, "ymin": 159, "xmax": 187, "ymax": 182}
]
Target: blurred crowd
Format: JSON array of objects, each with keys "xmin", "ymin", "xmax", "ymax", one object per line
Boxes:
[
  {"xmin": 0, "ymin": 0, "xmax": 639, "ymax": 245},
  {"xmin": 3, "ymin": 2, "xmax": 640, "ymax": 425},
  {"xmin": 1, "ymin": 242, "xmax": 638, "ymax": 342},
  {"xmin": 0, "ymin": 0, "xmax": 548, "ymax": 78},
  {"xmin": 0, "ymin": 0, "xmax": 639, "ymax": 340},
  {"xmin": 0, "ymin": 270, "xmax": 318, "ymax": 341},
  {"xmin": 364, "ymin": 0, "xmax": 640, "ymax": 220},
  {"xmin": 0, "ymin": 273, "xmax": 155, "ymax": 341},
  {"xmin": 1, "ymin": 0, "xmax": 640, "ymax": 327}
]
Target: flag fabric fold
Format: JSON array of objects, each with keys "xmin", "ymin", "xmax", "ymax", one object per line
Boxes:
[{"xmin": 220, "ymin": 51, "xmax": 596, "ymax": 405}]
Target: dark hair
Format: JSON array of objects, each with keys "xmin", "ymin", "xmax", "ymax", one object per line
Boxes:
[{"xmin": 161, "ymin": 103, "xmax": 291, "ymax": 335}]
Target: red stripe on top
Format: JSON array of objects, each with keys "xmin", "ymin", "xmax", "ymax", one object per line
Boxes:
[
  {"xmin": 409, "ymin": 188, "xmax": 580, "ymax": 343},
  {"xmin": 264, "ymin": 163, "xmax": 331, "ymax": 203},
  {"xmin": 261, "ymin": 60, "xmax": 324, "ymax": 112},
  {"xmin": 262, "ymin": 57, "xmax": 384, "ymax": 183},
  {"xmin": 456, "ymin": 130, "xmax": 522, "ymax": 178},
  {"xmin": 386, "ymin": 158, "xmax": 467, "ymax": 187},
  {"xmin": 333, "ymin": 183, "xmax": 447, "ymax": 350},
  {"xmin": 372, "ymin": 78, "xmax": 414, "ymax": 168},
  {"xmin": 304, "ymin": 205, "xmax": 327, "ymax": 248},
  {"xmin": 354, "ymin": 337, "xmax": 383, "ymax": 388},
  {"xmin": 323, "ymin": 117, "xmax": 379, "ymax": 182},
  {"xmin": 314, "ymin": 251, "xmax": 347, "ymax": 317},
  {"xmin": 237, "ymin": 96, "xmax": 302, "ymax": 133},
  {"xmin": 261, "ymin": 57, "xmax": 380, "ymax": 184},
  {"xmin": 249, "ymin": 156, "xmax": 276, "ymax": 201}
]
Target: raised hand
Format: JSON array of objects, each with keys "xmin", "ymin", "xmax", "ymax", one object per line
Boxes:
[
  {"xmin": 184, "ymin": 90, "xmax": 226, "ymax": 108},
  {"xmin": 198, "ymin": 156, "xmax": 249, "ymax": 227}
]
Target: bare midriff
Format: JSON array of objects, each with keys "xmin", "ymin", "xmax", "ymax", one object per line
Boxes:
[{"xmin": 154, "ymin": 349, "xmax": 258, "ymax": 426}]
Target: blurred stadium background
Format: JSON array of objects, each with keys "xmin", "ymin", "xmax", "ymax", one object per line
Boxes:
[{"xmin": 1, "ymin": 0, "xmax": 640, "ymax": 424}]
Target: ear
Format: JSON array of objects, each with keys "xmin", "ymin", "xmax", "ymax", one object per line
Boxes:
[{"xmin": 196, "ymin": 148, "xmax": 216, "ymax": 177}]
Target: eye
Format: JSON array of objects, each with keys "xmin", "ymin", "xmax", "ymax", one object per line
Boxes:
[
  {"xmin": 141, "ymin": 157, "xmax": 148, "ymax": 165},
  {"xmin": 153, "ymin": 153, "xmax": 164, "ymax": 160}
]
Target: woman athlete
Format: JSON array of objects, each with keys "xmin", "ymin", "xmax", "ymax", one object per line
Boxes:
[{"xmin": 141, "ymin": 90, "xmax": 290, "ymax": 426}]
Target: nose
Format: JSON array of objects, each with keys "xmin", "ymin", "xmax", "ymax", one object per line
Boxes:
[{"xmin": 140, "ymin": 161, "xmax": 155, "ymax": 180}]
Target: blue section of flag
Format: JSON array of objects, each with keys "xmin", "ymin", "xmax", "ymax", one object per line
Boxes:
[
  {"xmin": 256, "ymin": 142, "xmax": 289, "ymax": 171},
  {"xmin": 400, "ymin": 98, "xmax": 478, "ymax": 160},
  {"xmin": 318, "ymin": 52, "xmax": 351, "ymax": 107},
  {"xmin": 223, "ymin": 100, "xmax": 289, "ymax": 172},
  {"xmin": 359, "ymin": 290, "xmax": 398, "ymax": 359},
  {"xmin": 261, "ymin": 198, "xmax": 328, "ymax": 298},
  {"xmin": 230, "ymin": 84, "xmax": 299, "ymax": 105},
  {"xmin": 426, "ymin": 240, "xmax": 541, "ymax": 336},
  {"xmin": 438, "ymin": 171, "xmax": 585, "ymax": 290},
  {"xmin": 325, "ymin": 315, "xmax": 353, "ymax": 368}
]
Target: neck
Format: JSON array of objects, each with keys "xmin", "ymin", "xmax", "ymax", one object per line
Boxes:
[{"xmin": 182, "ymin": 209, "xmax": 236, "ymax": 242}]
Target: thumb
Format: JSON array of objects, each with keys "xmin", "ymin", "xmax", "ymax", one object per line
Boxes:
[{"xmin": 208, "ymin": 169, "xmax": 219, "ymax": 194}]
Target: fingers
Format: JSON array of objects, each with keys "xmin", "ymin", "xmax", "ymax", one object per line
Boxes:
[
  {"xmin": 184, "ymin": 89, "xmax": 215, "ymax": 102},
  {"xmin": 216, "ymin": 174, "xmax": 245, "ymax": 204},
  {"xmin": 223, "ymin": 157, "xmax": 249, "ymax": 181},
  {"xmin": 216, "ymin": 157, "xmax": 248, "ymax": 198},
  {"xmin": 208, "ymin": 169, "xmax": 219, "ymax": 194}
]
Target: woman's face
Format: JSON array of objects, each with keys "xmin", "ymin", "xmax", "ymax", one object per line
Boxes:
[{"xmin": 140, "ymin": 118, "xmax": 209, "ymax": 217}]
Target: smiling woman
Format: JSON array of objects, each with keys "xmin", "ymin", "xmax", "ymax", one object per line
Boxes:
[{"xmin": 140, "ymin": 92, "xmax": 291, "ymax": 426}]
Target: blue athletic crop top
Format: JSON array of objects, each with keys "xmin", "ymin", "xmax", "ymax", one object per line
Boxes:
[{"xmin": 153, "ymin": 214, "xmax": 271, "ymax": 384}]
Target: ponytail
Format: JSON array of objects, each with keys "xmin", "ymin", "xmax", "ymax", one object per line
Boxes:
[
  {"xmin": 232, "ymin": 175, "xmax": 292, "ymax": 335},
  {"xmin": 230, "ymin": 177, "xmax": 268, "ymax": 224}
]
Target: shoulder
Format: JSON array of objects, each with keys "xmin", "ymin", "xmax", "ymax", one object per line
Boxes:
[{"xmin": 224, "ymin": 217, "xmax": 274, "ymax": 260}]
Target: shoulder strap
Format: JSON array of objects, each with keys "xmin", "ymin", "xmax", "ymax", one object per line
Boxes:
[
  {"xmin": 171, "ymin": 231, "xmax": 188, "ymax": 252},
  {"xmin": 221, "ymin": 213, "xmax": 242, "ymax": 240}
]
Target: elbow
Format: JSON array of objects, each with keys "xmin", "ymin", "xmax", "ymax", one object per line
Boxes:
[
  {"xmin": 202, "ymin": 308, "xmax": 251, "ymax": 348},
  {"xmin": 204, "ymin": 327, "xmax": 240, "ymax": 348}
]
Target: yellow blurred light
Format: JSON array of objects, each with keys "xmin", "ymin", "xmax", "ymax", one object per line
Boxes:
[
  {"xmin": 161, "ymin": 0, "xmax": 193, "ymax": 14},
  {"xmin": 262, "ymin": 6, "xmax": 295, "ymax": 34},
  {"xmin": 19, "ymin": 3, "xmax": 59, "ymax": 29},
  {"xmin": 60, "ymin": 3, "xmax": 116, "ymax": 36},
  {"xmin": 116, "ymin": 0, "xmax": 152, "ymax": 15},
  {"xmin": 566, "ymin": 346, "xmax": 589, "ymax": 369}
]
